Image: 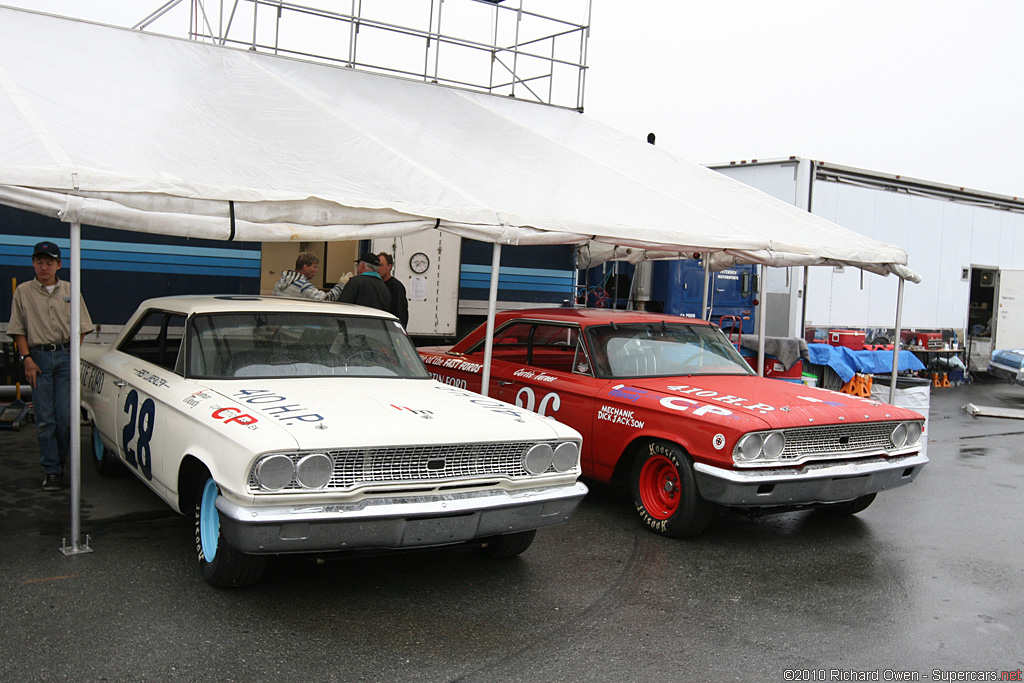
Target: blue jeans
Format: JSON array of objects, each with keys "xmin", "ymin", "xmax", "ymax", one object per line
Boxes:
[{"xmin": 31, "ymin": 347, "xmax": 71, "ymax": 475}]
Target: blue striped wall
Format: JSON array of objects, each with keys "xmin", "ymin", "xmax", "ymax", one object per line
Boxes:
[{"xmin": 0, "ymin": 234, "xmax": 260, "ymax": 277}]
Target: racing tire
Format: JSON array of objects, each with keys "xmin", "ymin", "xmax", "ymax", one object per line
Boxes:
[
  {"xmin": 814, "ymin": 493, "xmax": 876, "ymax": 517},
  {"xmin": 195, "ymin": 477, "xmax": 266, "ymax": 588},
  {"xmin": 631, "ymin": 441, "xmax": 714, "ymax": 538},
  {"xmin": 476, "ymin": 530, "xmax": 537, "ymax": 558},
  {"xmin": 91, "ymin": 422, "xmax": 127, "ymax": 476}
]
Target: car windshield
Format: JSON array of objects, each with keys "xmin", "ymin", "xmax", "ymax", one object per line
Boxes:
[
  {"xmin": 187, "ymin": 312, "xmax": 431, "ymax": 379},
  {"xmin": 584, "ymin": 322, "xmax": 754, "ymax": 378}
]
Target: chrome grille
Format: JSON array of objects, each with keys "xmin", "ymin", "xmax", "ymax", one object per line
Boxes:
[
  {"xmin": 779, "ymin": 422, "xmax": 898, "ymax": 461},
  {"xmin": 249, "ymin": 441, "xmax": 539, "ymax": 492}
]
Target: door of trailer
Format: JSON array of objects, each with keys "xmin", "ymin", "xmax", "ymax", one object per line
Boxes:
[
  {"xmin": 372, "ymin": 231, "xmax": 460, "ymax": 338},
  {"xmin": 994, "ymin": 269, "xmax": 1024, "ymax": 350}
]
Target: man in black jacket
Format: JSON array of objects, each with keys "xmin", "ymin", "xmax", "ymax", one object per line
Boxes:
[
  {"xmin": 378, "ymin": 252, "xmax": 409, "ymax": 328},
  {"xmin": 338, "ymin": 252, "xmax": 391, "ymax": 313}
]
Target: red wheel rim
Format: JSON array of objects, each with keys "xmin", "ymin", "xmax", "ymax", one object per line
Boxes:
[{"xmin": 639, "ymin": 454, "xmax": 681, "ymax": 520}]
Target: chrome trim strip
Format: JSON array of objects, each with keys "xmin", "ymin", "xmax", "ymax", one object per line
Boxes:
[{"xmin": 698, "ymin": 453, "xmax": 928, "ymax": 484}]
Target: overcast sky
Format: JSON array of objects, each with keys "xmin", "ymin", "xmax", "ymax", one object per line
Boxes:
[{"xmin": 7, "ymin": 0, "xmax": 1023, "ymax": 197}]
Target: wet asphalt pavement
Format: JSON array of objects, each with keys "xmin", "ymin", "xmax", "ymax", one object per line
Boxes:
[{"xmin": 1, "ymin": 378, "xmax": 1022, "ymax": 682}]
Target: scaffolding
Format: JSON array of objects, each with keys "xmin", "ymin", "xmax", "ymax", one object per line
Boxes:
[{"xmin": 134, "ymin": 0, "xmax": 592, "ymax": 110}]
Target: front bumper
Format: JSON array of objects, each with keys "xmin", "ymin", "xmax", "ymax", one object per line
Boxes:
[
  {"xmin": 692, "ymin": 453, "xmax": 928, "ymax": 508},
  {"xmin": 215, "ymin": 481, "xmax": 589, "ymax": 554}
]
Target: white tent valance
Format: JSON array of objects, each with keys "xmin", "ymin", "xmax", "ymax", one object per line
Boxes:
[{"xmin": 0, "ymin": 6, "xmax": 918, "ymax": 282}]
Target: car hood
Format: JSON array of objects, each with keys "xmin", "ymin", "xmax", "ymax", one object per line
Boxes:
[
  {"xmin": 618, "ymin": 375, "xmax": 924, "ymax": 431},
  {"xmin": 200, "ymin": 377, "xmax": 578, "ymax": 450}
]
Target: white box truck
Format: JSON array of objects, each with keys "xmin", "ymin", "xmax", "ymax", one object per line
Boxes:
[{"xmin": 710, "ymin": 157, "xmax": 1024, "ymax": 371}]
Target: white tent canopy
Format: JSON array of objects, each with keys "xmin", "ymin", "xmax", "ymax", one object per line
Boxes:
[
  {"xmin": 2, "ymin": 7, "xmax": 920, "ymax": 554},
  {"xmin": 0, "ymin": 7, "xmax": 919, "ymax": 282}
]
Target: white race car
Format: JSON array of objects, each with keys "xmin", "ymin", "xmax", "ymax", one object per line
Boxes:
[{"xmin": 81, "ymin": 296, "xmax": 586, "ymax": 587}]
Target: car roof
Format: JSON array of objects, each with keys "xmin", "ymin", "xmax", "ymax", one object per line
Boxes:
[
  {"xmin": 132, "ymin": 295, "xmax": 395, "ymax": 319},
  {"xmin": 493, "ymin": 307, "xmax": 716, "ymax": 328}
]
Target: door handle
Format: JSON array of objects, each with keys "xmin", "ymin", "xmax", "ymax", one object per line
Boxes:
[
  {"xmin": 113, "ymin": 380, "xmax": 127, "ymax": 387},
  {"xmin": 497, "ymin": 380, "xmax": 512, "ymax": 386}
]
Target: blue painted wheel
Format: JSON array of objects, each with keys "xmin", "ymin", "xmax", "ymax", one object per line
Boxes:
[
  {"xmin": 198, "ymin": 478, "xmax": 220, "ymax": 562},
  {"xmin": 91, "ymin": 422, "xmax": 126, "ymax": 476},
  {"xmin": 93, "ymin": 428, "xmax": 104, "ymax": 462},
  {"xmin": 194, "ymin": 475, "xmax": 266, "ymax": 588}
]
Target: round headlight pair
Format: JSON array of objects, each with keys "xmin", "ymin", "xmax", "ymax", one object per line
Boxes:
[
  {"xmin": 254, "ymin": 453, "xmax": 332, "ymax": 491},
  {"xmin": 891, "ymin": 421, "xmax": 923, "ymax": 448},
  {"xmin": 523, "ymin": 442, "xmax": 579, "ymax": 475},
  {"xmin": 733, "ymin": 431, "xmax": 786, "ymax": 463}
]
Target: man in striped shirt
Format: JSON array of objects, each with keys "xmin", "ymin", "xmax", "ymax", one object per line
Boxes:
[{"xmin": 272, "ymin": 252, "xmax": 344, "ymax": 301}]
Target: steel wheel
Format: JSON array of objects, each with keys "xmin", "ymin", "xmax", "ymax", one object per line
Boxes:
[
  {"xmin": 631, "ymin": 441, "xmax": 714, "ymax": 537},
  {"xmin": 637, "ymin": 453, "xmax": 681, "ymax": 520}
]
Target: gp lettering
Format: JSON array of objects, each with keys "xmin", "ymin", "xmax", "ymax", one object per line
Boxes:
[{"xmin": 212, "ymin": 407, "xmax": 258, "ymax": 425}]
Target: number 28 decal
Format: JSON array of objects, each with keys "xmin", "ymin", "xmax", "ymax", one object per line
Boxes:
[{"xmin": 122, "ymin": 389, "xmax": 155, "ymax": 480}]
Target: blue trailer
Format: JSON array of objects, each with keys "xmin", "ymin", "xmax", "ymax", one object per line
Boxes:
[
  {"xmin": 578, "ymin": 257, "xmax": 759, "ymax": 334},
  {"xmin": 651, "ymin": 259, "xmax": 759, "ymax": 334}
]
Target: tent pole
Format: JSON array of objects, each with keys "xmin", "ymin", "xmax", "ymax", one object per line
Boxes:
[
  {"xmin": 62, "ymin": 221, "xmax": 91, "ymax": 556},
  {"xmin": 800, "ymin": 265, "xmax": 809, "ymax": 337},
  {"xmin": 480, "ymin": 243, "xmax": 502, "ymax": 397},
  {"xmin": 756, "ymin": 264, "xmax": 767, "ymax": 376},
  {"xmin": 889, "ymin": 277, "xmax": 905, "ymax": 404},
  {"xmin": 701, "ymin": 254, "xmax": 711, "ymax": 320}
]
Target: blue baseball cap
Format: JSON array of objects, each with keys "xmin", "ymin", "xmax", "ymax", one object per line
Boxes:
[{"xmin": 33, "ymin": 241, "xmax": 61, "ymax": 259}]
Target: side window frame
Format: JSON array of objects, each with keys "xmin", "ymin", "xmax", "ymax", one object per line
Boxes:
[{"xmin": 117, "ymin": 309, "xmax": 187, "ymax": 375}]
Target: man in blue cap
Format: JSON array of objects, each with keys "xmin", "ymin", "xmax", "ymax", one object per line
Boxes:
[{"xmin": 9, "ymin": 241, "xmax": 94, "ymax": 491}]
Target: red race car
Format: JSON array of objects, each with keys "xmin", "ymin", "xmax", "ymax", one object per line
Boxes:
[{"xmin": 420, "ymin": 308, "xmax": 927, "ymax": 537}]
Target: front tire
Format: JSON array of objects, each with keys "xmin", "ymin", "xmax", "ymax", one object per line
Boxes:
[
  {"xmin": 631, "ymin": 441, "xmax": 714, "ymax": 537},
  {"xmin": 476, "ymin": 530, "xmax": 536, "ymax": 558},
  {"xmin": 195, "ymin": 477, "xmax": 266, "ymax": 588},
  {"xmin": 91, "ymin": 422, "xmax": 126, "ymax": 476}
]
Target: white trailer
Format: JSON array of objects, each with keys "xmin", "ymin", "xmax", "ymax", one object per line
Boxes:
[{"xmin": 710, "ymin": 157, "xmax": 1024, "ymax": 370}]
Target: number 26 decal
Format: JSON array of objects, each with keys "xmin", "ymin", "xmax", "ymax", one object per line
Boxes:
[
  {"xmin": 515, "ymin": 387, "xmax": 561, "ymax": 417},
  {"xmin": 122, "ymin": 389, "xmax": 155, "ymax": 480}
]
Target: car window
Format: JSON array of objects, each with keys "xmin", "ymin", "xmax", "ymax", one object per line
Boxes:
[
  {"xmin": 528, "ymin": 324, "xmax": 579, "ymax": 375},
  {"xmin": 585, "ymin": 323, "xmax": 754, "ymax": 378},
  {"xmin": 117, "ymin": 310, "xmax": 187, "ymax": 374},
  {"xmin": 486, "ymin": 323, "xmax": 533, "ymax": 363},
  {"xmin": 469, "ymin": 321, "xmax": 585, "ymax": 375},
  {"xmin": 186, "ymin": 312, "xmax": 431, "ymax": 379}
]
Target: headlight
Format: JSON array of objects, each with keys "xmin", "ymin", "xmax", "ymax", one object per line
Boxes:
[
  {"xmin": 905, "ymin": 421, "xmax": 923, "ymax": 446},
  {"xmin": 734, "ymin": 431, "xmax": 786, "ymax": 464},
  {"xmin": 763, "ymin": 432, "xmax": 786, "ymax": 459},
  {"xmin": 909, "ymin": 419, "xmax": 925, "ymax": 446},
  {"xmin": 734, "ymin": 433, "xmax": 764, "ymax": 462},
  {"xmin": 891, "ymin": 423, "xmax": 908, "ymax": 448},
  {"xmin": 255, "ymin": 454, "xmax": 294, "ymax": 491},
  {"xmin": 296, "ymin": 453, "xmax": 333, "ymax": 489},
  {"xmin": 551, "ymin": 442, "xmax": 579, "ymax": 472},
  {"xmin": 524, "ymin": 443, "xmax": 554, "ymax": 475}
]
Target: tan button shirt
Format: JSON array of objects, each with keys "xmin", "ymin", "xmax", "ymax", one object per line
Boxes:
[{"xmin": 8, "ymin": 278, "xmax": 95, "ymax": 347}]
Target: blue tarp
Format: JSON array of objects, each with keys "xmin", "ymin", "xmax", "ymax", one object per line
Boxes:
[{"xmin": 806, "ymin": 344, "xmax": 926, "ymax": 384}]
